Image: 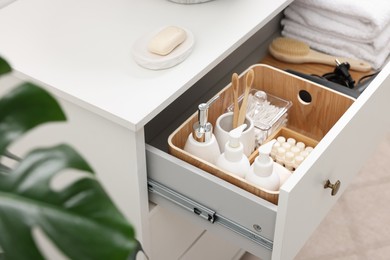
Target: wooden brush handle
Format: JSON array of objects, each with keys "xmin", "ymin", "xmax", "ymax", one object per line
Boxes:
[
  {"xmin": 237, "ymin": 88, "xmax": 249, "ymax": 126},
  {"xmin": 237, "ymin": 69, "xmax": 254, "ymax": 126},
  {"xmin": 306, "ymin": 50, "xmax": 372, "ymax": 72},
  {"xmin": 232, "ymin": 73, "xmax": 240, "ymax": 128}
]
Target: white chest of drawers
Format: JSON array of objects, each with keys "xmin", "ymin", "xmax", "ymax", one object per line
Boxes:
[{"xmin": 1, "ymin": 0, "xmax": 389, "ymax": 259}]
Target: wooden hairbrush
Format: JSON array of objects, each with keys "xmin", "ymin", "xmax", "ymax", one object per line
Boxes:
[{"xmin": 269, "ymin": 37, "xmax": 372, "ymax": 72}]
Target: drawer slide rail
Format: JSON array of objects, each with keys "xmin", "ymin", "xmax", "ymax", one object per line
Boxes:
[{"xmin": 148, "ymin": 179, "xmax": 273, "ymax": 251}]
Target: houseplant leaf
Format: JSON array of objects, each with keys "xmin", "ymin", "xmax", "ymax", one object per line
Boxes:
[
  {"xmin": 0, "ymin": 144, "xmax": 139, "ymax": 259},
  {"xmin": 0, "ymin": 70, "xmax": 142, "ymax": 259},
  {"xmin": 0, "ymin": 57, "xmax": 11, "ymax": 76},
  {"xmin": 0, "ymin": 82, "xmax": 66, "ymax": 156}
]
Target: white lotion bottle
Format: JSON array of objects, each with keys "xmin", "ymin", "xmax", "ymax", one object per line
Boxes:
[
  {"xmin": 184, "ymin": 95, "xmax": 221, "ymax": 164},
  {"xmin": 215, "ymin": 124, "xmax": 250, "ymax": 178},
  {"xmin": 246, "ymin": 140, "xmax": 289, "ymax": 191}
]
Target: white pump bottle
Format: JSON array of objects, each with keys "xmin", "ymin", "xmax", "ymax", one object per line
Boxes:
[
  {"xmin": 246, "ymin": 140, "xmax": 289, "ymax": 191},
  {"xmin": 215, "ymin": 124, "xmax": 250, "ymax": 178}
]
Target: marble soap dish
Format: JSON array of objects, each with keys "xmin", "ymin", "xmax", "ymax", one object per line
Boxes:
[{"xmin": 132, "ymin": 26, "xmax": 194, "ymax": 70}]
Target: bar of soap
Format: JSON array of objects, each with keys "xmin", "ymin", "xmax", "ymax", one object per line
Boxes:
[{"xmin": 148, "ymin": 26, "xmax": 187, "ymax": 56}]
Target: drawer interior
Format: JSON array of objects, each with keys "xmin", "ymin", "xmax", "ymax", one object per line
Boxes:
[
  {"xmin": 167, "ymin": 64, "xmax": 355, "ymax": 204},
  {"xmin": 144, "ymin": 63, "xmax": 356, "ymax": 258}
]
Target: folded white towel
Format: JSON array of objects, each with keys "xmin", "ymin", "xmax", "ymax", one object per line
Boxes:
[
  {"xmin": 284, "ymin": 4, "xmax": 390, "ymax": 50},
  {"xmin": 282, "ymin": 19, "xmax": 390, "ymax": 69},
  {"xmin": 292, "ymin": 0, "xmax": 390, "ymax": 35}
]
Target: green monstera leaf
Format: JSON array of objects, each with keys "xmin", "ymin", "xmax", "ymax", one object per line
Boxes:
[
  {"xmin": 0, "ymin": 62, "xmax": 141, "ymax": 259},
  {"xmin": 0, "ymin": 57, "xmax": 11, "ymax": 76},
  {"xmin": 0, "ymin": 144, "xmax": 139, "ymax": 259},
  {"xmin": 0, "ymin": 82, "xmax": 67, "ymax": 157}
]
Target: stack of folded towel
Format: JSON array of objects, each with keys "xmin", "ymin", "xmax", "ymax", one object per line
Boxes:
[{"xmin": 281, "ymin": 0, "xmax": 390, "ymax": 70}]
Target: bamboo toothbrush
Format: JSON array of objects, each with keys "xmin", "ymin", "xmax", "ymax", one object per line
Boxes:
[
  {"xmin": 232, "ymin": 73, "xmax": 240, "ymax": 128},
  {"xmin": 269, "ymin": 37, "xmax": 372, "ymax": 72},
  {"xmin": 237, "ymin": 69, "xmax": 254, "ymax": 126}
]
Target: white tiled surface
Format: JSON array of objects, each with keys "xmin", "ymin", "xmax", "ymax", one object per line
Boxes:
[{"xmin": 241, "ymin": 133, "xmax": 390, "ymax": 260}]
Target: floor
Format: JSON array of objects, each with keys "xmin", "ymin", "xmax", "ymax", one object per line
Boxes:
[{"xmin": 241, "ymin": 133, "xmax": 390, "ymax": 260}]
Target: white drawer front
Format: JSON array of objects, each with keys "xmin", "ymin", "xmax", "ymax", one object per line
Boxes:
[{"xmin": 273, "ymin": 63, "xmax": 390, "ymax": 260}]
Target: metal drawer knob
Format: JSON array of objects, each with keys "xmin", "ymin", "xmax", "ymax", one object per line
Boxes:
[{"xmin": 324, "ymin": 179, "xmax": 341, "ymax": 196}]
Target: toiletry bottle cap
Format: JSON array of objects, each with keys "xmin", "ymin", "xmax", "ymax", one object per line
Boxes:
[
  {"xmin": 277, "ymin": 136, "xmax": 286, "ymax": 144},
  {"xmin": 228, "ymin": 124, "xmax": 247, "ymax": 148}
]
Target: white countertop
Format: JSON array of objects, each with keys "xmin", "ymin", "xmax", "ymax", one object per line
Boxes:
[{"xmin": 0, "ymin": 0, "xmax": 291, "ymax": 131}]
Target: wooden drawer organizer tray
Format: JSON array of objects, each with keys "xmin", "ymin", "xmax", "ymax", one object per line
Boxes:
[{"xmin": 168, "ymin": 64, "xmax": 355, "ymax": 205}]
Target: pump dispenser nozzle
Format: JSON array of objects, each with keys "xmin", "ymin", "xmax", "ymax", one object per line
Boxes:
[
  {"xmin": 228, "ymin": 124, "xmax": 247, "ymax": 148},
  {"xmin": 184, "ymin": 95, "xmax": 221, "ymax": 164},
  {"xmin": 258, "ymin": 139, "xmax": 276, "ymax": 158},
  {"xmin": 193, "ymin": 95, "xmax": 219, "ymax": 143}
]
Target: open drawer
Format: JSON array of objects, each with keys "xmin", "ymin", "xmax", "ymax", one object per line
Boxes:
[{"xmin": 146, "ymin": 62, "xmax": 390, "ymax": 260}]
